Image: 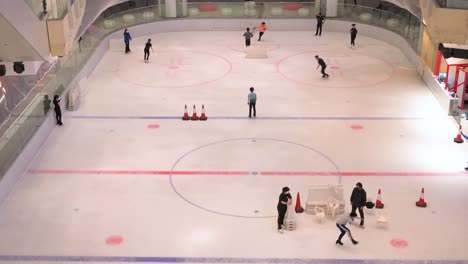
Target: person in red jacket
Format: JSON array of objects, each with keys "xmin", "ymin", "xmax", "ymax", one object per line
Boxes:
[{"xmin": 258, "ymin": 22, "xmax": 268, "ymax": 41}]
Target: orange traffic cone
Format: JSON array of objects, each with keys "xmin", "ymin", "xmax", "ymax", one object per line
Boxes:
[
  {"xmin": 295, "ymin": 192, "xmax": 304, "ymax": 213},
  {"xmin": 182, "ymin": 105, "xmax": 190, "ymax": 120},
  {"xmin": 416, "ymin": 187, "xmax": 427, "ymax": 208},
  {"xmin": 200, "ymin": 104, "xmax": 207, "ymax": 121},
  {"xmin": 454, "ymin": 125, "xmax": 464, "ymax": 143},
  {"xmin": 375, "ymin": 189, "xmax": 384, "ymax": 209},
  {"xmin": 191, "ymin": 105, "xmax": 199, "ymax": 121}
]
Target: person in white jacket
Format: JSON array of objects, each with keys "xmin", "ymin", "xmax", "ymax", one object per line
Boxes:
[{"xmin": 336, "ymin": 212, "xmax": 359, "ymax": 245}]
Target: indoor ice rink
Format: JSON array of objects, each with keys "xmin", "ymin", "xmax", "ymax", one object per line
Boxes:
[
  {"xmin": 1, "ymin": 1, "xmax": 468, "ymax": 264},
  {"xmin": 1, "ymin": 30, "xmax": 468, "ymax": 263}
]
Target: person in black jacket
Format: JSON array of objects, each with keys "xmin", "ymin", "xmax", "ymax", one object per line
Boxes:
[
  {"xmin": 53, "ymin": 95, "xmax": 63, "ymax": 126},
  {"xmin": 350, "ymin": 182, "xmax": 366, "ymax": 227},
  {"xmin": 315, "ymin": 13, "xmax": 325, "ymax": 36},
  {"xmin": 277, "ymin": 186, "xmax": 292, "ymax": 233},
  {"xmin": 315, "ymin": 55, "xmax": 329, "ymax": 78},
  {"xmin": 350, "ymin": 24, "xmax": 358, "ymax": 48}
]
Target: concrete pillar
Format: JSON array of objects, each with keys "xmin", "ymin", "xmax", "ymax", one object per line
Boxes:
[
  {"xmin": 314, "ymin": 0, "xmax": 338, "ymax": 17},
  {"xmin": 159, "ymin": 0, "xmax": 186, "ymax": 18}
]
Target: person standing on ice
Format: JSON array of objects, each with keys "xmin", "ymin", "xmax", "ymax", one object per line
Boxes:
[
  {"xmin": 53, "ymin": 95, "xmax": 63, "ymax": 126},
  {"xmin": 247, "ymin": 87, "xmax": 257, "ymax": 118},
  {"xmin": 123, "ymin": 29, "xmax": 132, "ymax": 54},
  {"xmin": 315, "ymin": 13, "xmax": 325, "ymax": 36},
  {"xmin": 350, "ymin": 182, "xmax": 366, "ymax": 227},
  {"xmin": 277, "ymin": 186, "xmax": 292, "ymax": 233},
  {"xmin": 243, "ymin": 28, "xmax": 254, "ymax": 48},
  {"xmin": 336, "ymin": 212, "xmax": 359, "ymax": 245},
  {"xmin": 350, "ymin": 24, "xmax": 358, "ymax": 48},
  {"xmin": 144, "ymin": 39, "xmax": 154, "ymax": 62}
]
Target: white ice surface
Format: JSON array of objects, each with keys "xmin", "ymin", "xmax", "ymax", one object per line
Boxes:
[{"xmin": 0, "ymin": 31, "xmax": 467, "ymax": 263}]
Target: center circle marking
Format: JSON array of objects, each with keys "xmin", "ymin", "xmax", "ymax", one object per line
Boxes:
[{"xmin": 169, "ymin": 138, "xmax": 340, "ymax": 218}]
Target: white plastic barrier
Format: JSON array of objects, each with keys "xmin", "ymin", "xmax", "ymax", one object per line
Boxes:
[
  {"xmin": 188, "ymin": 8, "xmax": 200, "ymax": 16},
  {"xmin": 221, "ymin": 7, "xmax": 232, "ymax": 16},
  {"xmin": 123, "ymin": 14, "xmax": 136, "ymax": 23},
  {"xmin": 298, "ymin": 8, "xmax": 309, "ymax": 17},
  {"xmin": 103, "ymin": 19, "xmax": 115, "ymax": 29}
]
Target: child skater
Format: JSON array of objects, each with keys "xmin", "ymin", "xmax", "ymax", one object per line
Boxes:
[{"xmin": 336, "ymin": 212, "xmax": 359, "ymax": 245}]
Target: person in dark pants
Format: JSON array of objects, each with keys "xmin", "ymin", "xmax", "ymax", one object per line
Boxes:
[
  {"xmin": 247, "ymin": 87, "xmax": 257, "ymax": 118},
  {"xmin": 315, "ymin": 55, "xmax": 329, "ymax": 78},
  {"xmin": 315, "ymin": 13, "xmax": 325, "ymax": 36},
  {"xmin": 350, "ymin": 182, "xmax": 367, "ymax": 227},
  {"xmin": 336, "ymin": 212, "xmax": 359, "ymax": 245},
  {"xmin": 144, "ymin": 39, "xmax": 154, "ymax": 62},
  {"xmin": 243, "ymin": 28, "xmax": 253, "ymax": 48},
  {"xmin": 124, "ymin": 29, "xmax": 132, "ymax": 54},
  {"xmin": 43, "ymin": 95, "xmax": 51, "ymax": 115},
  {"xmin": 277, "ymin": 186, "xmax": 292, "ymax": 233},
  {"xmin": 350, "ymin": 24, "xmax": 358, "ymax": 48},
  {"xmin": 53, "ymin": 95, "xmax": 63, "ymax": 126},
  {"xmin": 258, "ymin": 22, "xmax": 267, "ymax": 41}
]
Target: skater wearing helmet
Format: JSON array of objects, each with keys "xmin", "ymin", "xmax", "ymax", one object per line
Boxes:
[
  {"xmin": 277, "ymin": 186, "xmax": 292, "ymax": 233},
  {"xmin": 350, "ymin": 182, "xmax": 367, "ymax": 227},
  {"xmin": 336, "ymin": 212, "xmax": 359, "ymax": 245}
]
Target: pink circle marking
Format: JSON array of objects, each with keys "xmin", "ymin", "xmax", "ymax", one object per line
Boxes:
[
  {"xmin": 106, "ymin": 236, "xmax": 123, "ymax": 245},
  {"xmin": 147, "ymin": 124, "xmax": 160, "ymax": 129},
  {"xmin": 276, "ymin": 51, "xmax": 396, "ymax": 88},
  {"xmin": 169, "ymin": 65, "xmax": 179, "ymax": 69},
  {"xmin": 331, "ymin": 66, "xmax": 340, "ymax": 70},
  {"xmin": 390, "ymin": 239, "xmax": 408, "ymax": 248},
  {"xmin": 350, "ymin": 125, "xmax": 364, "ymax": 130},
  {"xmin": 115, "ymin": 51, "xmax": 232, "ymax": 88}
]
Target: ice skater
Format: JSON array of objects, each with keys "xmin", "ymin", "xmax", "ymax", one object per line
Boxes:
[
  {"xmin": 243, "ymin": 28, "xmax": 254, "ymax": 48},
  {"xmin": 315, "ymin": 13, "xmax": 325, "ymax": 36},
  {"xmin": 144, "ymin": 39, "xmax": 154, "ymax": 62},
  {"xmin": 53, "ymin": 95, "xmax": 63, "ymax": 126},
  {"xmin": 350, "ymin": 182, "xmax": 367, "ymax": 227},
  {"xmin": 336, "ymin": 212, "xmax": 359, "ymax": 245},
  {"xmin": 258, "ymin": 22, "xmax": 267, "ymax": 41},
  {"xmin": 277, "ymin": 186, "xmax": 292, "ymax": 233},
  {"xmin": 247, "ymin": 87, "xmax": 257, "ymax": 118},
  {"xmin": 350, "ymin": 24, "xmax": 358, "ymax": 48},
  {"xmin": 124, "ymin": 29, "xmax": 132, "ymax": 54},
  {"xmin": 315, "ymin": 55, "xmax": 329, "ymax": 78}
]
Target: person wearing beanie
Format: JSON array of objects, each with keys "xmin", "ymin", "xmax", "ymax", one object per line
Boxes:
[
  {"xmin": 335, "ymin": 212, "xmax": 359, "ymax": 245},
  {"xmin": 350, "ymin": 182, "xmax": 367, "ymax": 227},
  {"xmin": 277, "ymin": 186, "xmax": 292, "ymax": 233}
]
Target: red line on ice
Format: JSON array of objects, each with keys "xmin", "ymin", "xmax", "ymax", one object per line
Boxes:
[{"xmin": 29, "ymin": 170, "xmax": 468, "ymax": 177}]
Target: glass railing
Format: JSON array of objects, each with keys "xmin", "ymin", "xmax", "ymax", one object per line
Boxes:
[
  {"xmin": 0, "ymin": 2, "xmax": 422, "ymax": 178},
  {"xmin": 436, "ymin": 0, "xmax": 468, "ymax": 9},
  {"xmin": 24, "ymin": 0, "xmax": 46, "ymax": 18}
]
